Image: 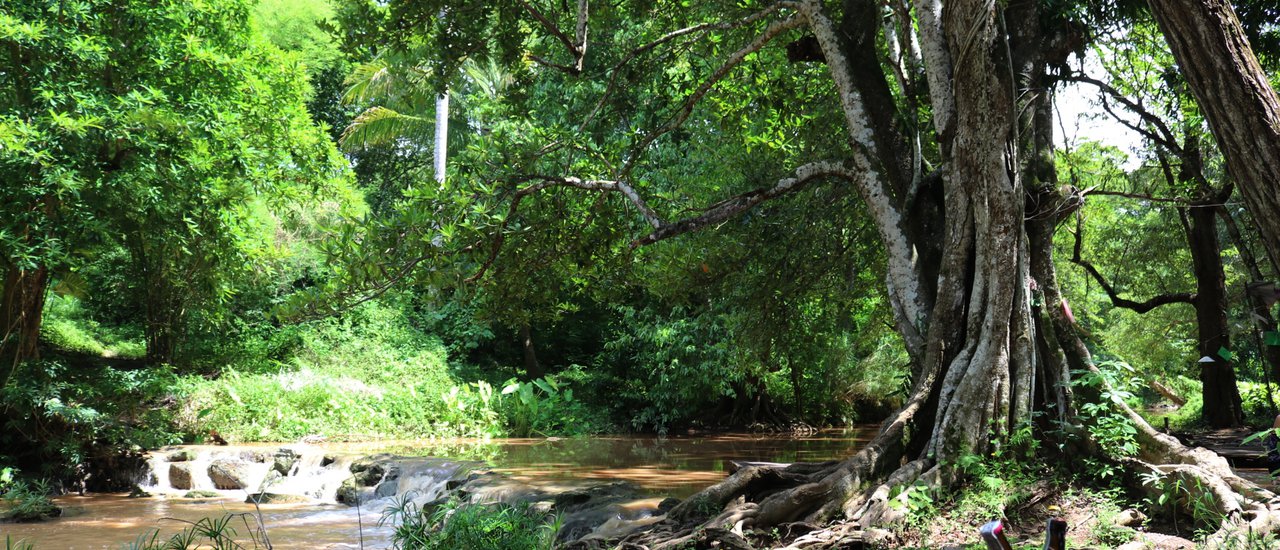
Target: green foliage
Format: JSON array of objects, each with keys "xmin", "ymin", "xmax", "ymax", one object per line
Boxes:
[
  {"xmin": 1088, "ymin": 491, "xmax": 1139, "ymax": 547},
  {"xmin": 1073, "ymin": 361, "xmax": 1141, "ymax": 482},
  {"xmin": 500, "ymin": 375, "xmax": 602, "ymax": 437},
  {"xmin": 951, "ymin": 424, "xmax": 1042, "ymax": 521},
  {"xmin": 381, "ymin": 497, "xmax": 559, "ymax": 550},
  {"xmin": 39, "ymin": 294, "xmax": 145, "ymax": 359},
  {"xmin": 1139, "ymin": 470, "xmax": 1225, "ymax": 536},
  {"xmin": 1, "ymin": 0, "xmax": 363, "ymax": 364},
  {"xmin": 0, "ymin": 473, "xmax": 58, "ymax": 522},
  {"xmin": 0, "ymin": 360, "xmax": 179, "ymax": 483},
  {"xmin": 178, "ymin": 301, "xmax": 493, "ymax": 441},
  {"xmin": 893, "ymin": 424, "xmax": 1042, "ymax": 532},
  {"xmin": 2, "ymin": 537, "xmax": 34, "ymax": 550},
  {"xmin": 598, "ymin": 305, "xmax": 738, "ymax": 432},
  {"xmin": 177, "ymin": 300, "xmax": 608, "ymax": 441}
]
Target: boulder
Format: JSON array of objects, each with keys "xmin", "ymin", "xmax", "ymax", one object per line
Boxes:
[
  {"xmin": 238, "ymin": 450, "xmax": 270, "ymax": 463},
  {"xmin": 208, "ymin": 458, "xmax": 253, "ymax": 490},
  {"xmin": 258, "ymin": 470, "xmax": 284, "ymax": 492},
  {"xmin": 167, "ymin": 450, "xmax": 197, "ymax": 462},
  {"xmin": 169, "ymin": 463, "xmax": 194, "ymax": 490},
  {"xmin": 335, "ymin": 479, "xmax": 375, "ymax": 505},
  {"xmin": 272, "ymin": 449, "xmax": 299, "ymax": 476},
  {"xmin": 375, "ymin": 480, "xmax": 399, "ymax": 499},
  {"xmin": 1113, "ymin": 508, "xmax": 1147, "ymax": 528}
]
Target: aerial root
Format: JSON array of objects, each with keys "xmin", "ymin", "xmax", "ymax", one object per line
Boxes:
[
  {"xmin": 775, "ymin": 521, "xmax": 868, "ymax": 550},
  {"xmin": 1122, "ymin": 456, "xmax": 1280, "ymax": 545},
  {"xmin": 849, "ymin": 459, "xmax": 933, "ymax": 529}
]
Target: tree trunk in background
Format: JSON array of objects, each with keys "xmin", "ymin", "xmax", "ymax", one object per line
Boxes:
[
  {"xmin": 519, "ymin": 321, "xmax": 542, "ymax": 380},
  {"xmin": 1186, "ymin": 204, "xmax": 1243, "ymax": 427},
  {"xmin": 1219, "ymin": 206, "xmax": 1280, "ymax": 382},
  {"xmin": 1, "ymin": 264, "xmax": 49, "ymax": 384},
  {"xmin": 1148, "ymin": 0, "xmax": 1280, "ymax": 272}
]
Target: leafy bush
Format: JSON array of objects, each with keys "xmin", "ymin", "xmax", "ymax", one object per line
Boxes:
[
  {"xmin": 0, "ymin": 470, "xmax": 58, "ymax": 522},
  {"xmin": 500, "ymin": 375, "xmax": 605, "ymax": 437},
  {"xmin": 1074, "ymin": 360, "xmax": 1141, "ymax": 482},
  {"xmin": 177, "ymin": 301, "xmax": 611, "ymax": 441},
  {"xmin": 0, "ymin": 360, "xmax": 180, "ymax": 484},
  {"xmin": 596, "ymin": 305, "xmax": 739, "ymax": 432}
]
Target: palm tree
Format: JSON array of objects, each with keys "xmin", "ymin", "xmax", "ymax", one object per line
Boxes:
[{"xmin": 341, "ymin": 55, "xmax": 514, "ymax": 183}]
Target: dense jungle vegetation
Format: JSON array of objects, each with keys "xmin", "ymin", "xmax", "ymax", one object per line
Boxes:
[{"xmin": 5, "ymin": 0, "xmax": 1280, "ymax": 547}]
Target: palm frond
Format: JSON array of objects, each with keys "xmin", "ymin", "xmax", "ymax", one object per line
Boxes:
[
  {"xmin": 345, "ymin": 57, "xmax": 445, "ymax": 115},
  {"xmin": 340, "ymin": 106, "xmax": 432, "ymax": 149},
  {"xmin": 462, "ymin": 58, "xmax": 515, "ymax": 100}
]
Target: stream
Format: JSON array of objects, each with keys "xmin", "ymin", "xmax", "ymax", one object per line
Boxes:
[{"xmin": 0, "ymin": 428, "xmax": 873, "ymax": 549}]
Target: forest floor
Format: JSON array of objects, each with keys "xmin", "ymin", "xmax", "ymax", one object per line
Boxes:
[
  {"xmin": 893, "ymin": 426, "xmax": 1274, "ymax": 549},
  {"xmin": 896, "ymin": 481, "xmax": 1162, "ymax": 549}
]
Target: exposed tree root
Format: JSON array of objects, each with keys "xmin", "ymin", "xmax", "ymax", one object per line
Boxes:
[{"xmin": 578, "ymin": 372, "xmax": 1280, "ymax": 550}]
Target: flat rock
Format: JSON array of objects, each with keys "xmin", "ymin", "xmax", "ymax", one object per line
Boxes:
[{"xmin": 246, "ymin": 492, "xmax": 311, "ymax": 504}]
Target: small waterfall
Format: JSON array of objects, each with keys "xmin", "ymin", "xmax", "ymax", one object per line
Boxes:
[
  {"xmin": 263, "ymin": 450, "xmax": 357, "ymax": 501},
  {"xmin": 141, "ymin": 446, "xmax": 338, "ymax": 500},
  {"xmin": 393, "ymin": 459, "xmax": 473, "ymax": 505},
  {"xmin": 139, "ymin": 446, "xmax": 474, "ymax": 506}
]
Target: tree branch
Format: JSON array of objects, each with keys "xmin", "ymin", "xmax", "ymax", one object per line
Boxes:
[
  {"xmin": 1070, "ymin": 212, "xmax": 1195, "ymax": 313},
  {"xmin": 512, "ymin": 176, "xmax": 663, "ymax": 228},
  {"xmin": 1061, "ymin": 74, "xmax": 1181, "ymax": 153},
  {"xmin": 514, "ymin": 0, "xmax": 585, "ymax": 73},
  {"xmin": 1083, "ymin": 189, "xmax": 1195, "ymax": 205},
  {"xmin": 620, "ymin": 14, "xmax": 804, "ymax": 178},
  {"xmin": 580, "ymin": 3, "xmax": 794, "ymax": 131},
  {"xmin": 633, "ymin": 161, "xmax": 860, "ymax": 246}
]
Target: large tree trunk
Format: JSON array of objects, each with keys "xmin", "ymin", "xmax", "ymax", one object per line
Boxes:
[
  {"xmin": 567, "ymin": 0, "xmax": 1280, "ymax": 546},
  {"xmin": 1147, "ymin": 0, "xmax": 1280, "ymax": 273},
  {"xmin": 1, "ymin": 264, "xmax": 49, "ymax": 385},
  {"xmin": 1185, "ymin": 204, "xmax": 1243, "ymax": 427}
]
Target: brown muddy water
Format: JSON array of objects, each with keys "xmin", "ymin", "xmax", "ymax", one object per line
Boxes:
[{"xmin": 0, "ymin": 428, "xmax": 873, "ymax": 549}]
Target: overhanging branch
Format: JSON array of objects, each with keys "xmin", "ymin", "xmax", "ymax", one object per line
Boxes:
[
  {"xmin": 620, "ymin": 14, "xmax": 805, "ymax": 178},
  {"xmin": 1070, "ymin": 212, "xmax": 1195, "ymax": 313},
  {"xmin": 633, "ymin": 161, "xmax": 859, "ymax": 246},
  {"xmin": 580, "ymin": 3, "xmax": 797, "ymax": 131},
  {"xmin": 1062, "ymin": 74, "xmax": 1181, "ymax": 153}
]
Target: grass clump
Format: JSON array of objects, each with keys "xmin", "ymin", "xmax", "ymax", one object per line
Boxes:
[
  {"xmin": 176, "ymin": 301, "xmax": 608, "ymax": 442},
  {"xmin": 382, "ymin": 496, "xmax": 559, "ymax": 550},
  {"xmin": 122, "ymin": 513, "xmax": 272, "ymax": 550},
  {"xmin": 177, "ymin": 302, "xmax": 501, "ymax": 441}
]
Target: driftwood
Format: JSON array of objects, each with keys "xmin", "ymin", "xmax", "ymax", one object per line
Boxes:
[{"xmin": 1149, "ymin": 379, "xmax": 1187, "ymax": 407}]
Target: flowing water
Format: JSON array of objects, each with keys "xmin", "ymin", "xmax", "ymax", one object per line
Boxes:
[{"xmin": 0, "ymin": 428, "xmax": 873, "ymax": 549}]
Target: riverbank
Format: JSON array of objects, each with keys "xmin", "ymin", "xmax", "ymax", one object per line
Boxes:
[{"xmin": 0, "ymin": 430, "xmax": 871, "ymax": 548}]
